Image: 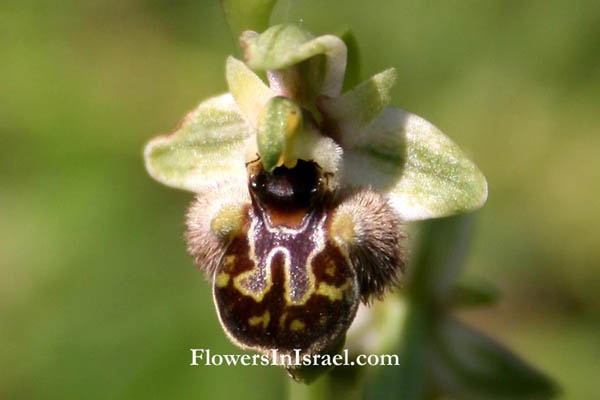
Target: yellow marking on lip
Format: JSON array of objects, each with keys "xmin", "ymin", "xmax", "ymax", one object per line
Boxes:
[
  {"xmin": 316, "ymin": 278, "xmax": 352, "ymax": 301},
  {"xmin": 248, "ymin": 311, "xmax": 270, "ymax": 329},
  {"xmin": 289, "ymin": 319, "xmax": 305, "ymax": 331},
  {"xmin": 215, "ymin": 272, "xmax": 230, "ymax": 288},
  {"xmin": 231, "ymin": 218, "xmax": 272, "ymax": 302},
  {"xmin": 325, "ymin": 259, "xmax": 336, "ymax": 277},
  {"xmin": 210, "ymin": 205, "xmax": 244, "ymax": 239},
  {"xmin": 279, "ymin": 312, "xmax": 288, "ymax": 328},
  {"xmin": 233, "ymin": 271, "xmax": 273, "ymax": 302},
  {"xmin": 329, "ymin": 212, "xmax": 356, "ymax": 246},
  {"xmin": 224, "ymin": 255, "xmax": 236, "ymax": 267}
]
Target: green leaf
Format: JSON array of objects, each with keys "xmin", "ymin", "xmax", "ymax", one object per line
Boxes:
[
  {"xmin": 450, "ymin": 277, "xmax": 501, "ymax": 308},
  {"xmin": 319, "ymin": 68, "xmax": 397, "ymax": 148},
  {"xmin": 221, "ymin": 0, "xmax": 277, "ymax": 54},
  {"xmin": 144, "ymin": 93, "xmax": 251, "ymax": 192},
  {"xmin": 362, "ymin": 303, "xmax": 430, "ymax": 400},
  {"xmin": 225, "ymin": 56, "xmax": 275, "ymax": 128},
  {"xmin": 430, "ymin": 317, "xmax": 558, "ymax": 399},
  {"xmin": 345, "ymin": 294, "xmax": 407, "ymax": 356},
  {"xmin": 339, "ymin": 30, "xmax": 362, "ymax": 92},
  {"xmin": 241, "ymin": 24, "xmax": 347, "ymax": 97},
  {"xmin": 341, "ymin": 107, "xmax": 488, "ymax": 221},
  {"xmin": 407, "ymin": 214, "xmax": 475, "ymax": 304}
]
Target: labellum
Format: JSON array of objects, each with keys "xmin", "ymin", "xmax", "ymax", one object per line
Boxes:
[
  {"xmin": 185, "ymin": 92, "xmax": 406, "ymax": 359},
  {"xmin": 195, "ymin": 159, "xmax": 404, "ymax": 358}
]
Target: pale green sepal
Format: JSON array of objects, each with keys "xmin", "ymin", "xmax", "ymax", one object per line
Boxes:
[
  {"xmin": 225, "ymin": 56, "xmax": 276, "ymax": 128},
  {"xmin": 319, "ymin": 68, "xmax": 397, "ymax": 148},
  {"xmin": 144, "ymin": 93, "xmax": 251, "ymax": 192},
  {"xmin": 341, "ymin": 107, "xmax": 487, "ymax": 221},
  {"xmin": 241, "ymin": 24, "xmax": 347, "ymax": 97}
]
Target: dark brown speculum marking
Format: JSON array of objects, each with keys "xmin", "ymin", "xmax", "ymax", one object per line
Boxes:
[{"xmin": 213, "ymin": 161, "xmax": 360, "ymax": 356}]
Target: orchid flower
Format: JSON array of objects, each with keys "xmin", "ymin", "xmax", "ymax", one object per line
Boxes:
[{"xmin": 143, "ymin": 24, "xmax": 487, "ymax": 369}]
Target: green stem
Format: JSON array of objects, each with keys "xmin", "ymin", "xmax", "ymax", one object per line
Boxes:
[
  {"xmin": 288, "ymin": 377, "xmax": 327, "ymax": 400},
  {"xmin": 287, "ymin": 367, "xmax": 365, "ymax": 400}
]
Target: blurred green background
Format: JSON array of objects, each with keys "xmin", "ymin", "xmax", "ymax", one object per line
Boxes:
[{"xmin": 1, "ymin": 0, "xmax": 599, "ymax": 398}]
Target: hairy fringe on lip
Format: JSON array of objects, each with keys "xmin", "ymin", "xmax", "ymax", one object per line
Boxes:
[
  {"xmin": 330, "ymin": 187, "xmax": 406, "ymax": 303},
  {"xmin": 185, "ymin": 180, "xmax": 251, "ymax": 279}
]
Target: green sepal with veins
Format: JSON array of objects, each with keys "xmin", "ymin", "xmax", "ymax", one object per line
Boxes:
[
  {"xmin": 144, "ymin": 93, "xmax": 251, "ymax": 193},
  {"xmin": 340, "ymin": 106, "xmax": 487, "ymax": 221}
]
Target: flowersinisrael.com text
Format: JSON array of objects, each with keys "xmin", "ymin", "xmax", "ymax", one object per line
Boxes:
[{"xmin": 190, "ymin": 349, "xmax": 399, "ymax": 367}]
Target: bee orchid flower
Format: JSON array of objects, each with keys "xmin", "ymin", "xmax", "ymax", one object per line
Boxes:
[{"xmin": 144, "ymin": 24, "xmax": 487, "ymax": 367}]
